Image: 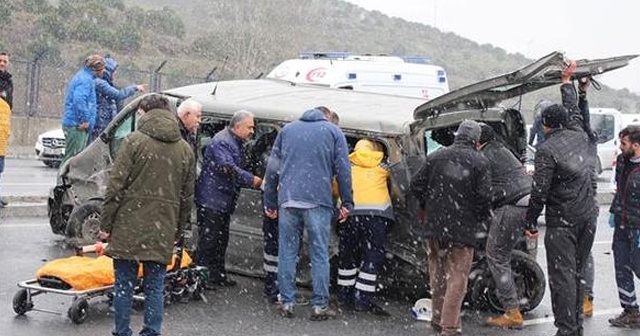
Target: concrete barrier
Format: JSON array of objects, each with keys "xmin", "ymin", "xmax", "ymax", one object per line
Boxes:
[{"xmin": 8, "ymin": 116, "xmax": 60, "ymax": 147}]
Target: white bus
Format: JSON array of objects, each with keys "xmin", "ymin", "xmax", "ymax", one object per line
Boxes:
[{"xmin": 266, "ymin": 52, "xmax": 449, "ymax": 100}]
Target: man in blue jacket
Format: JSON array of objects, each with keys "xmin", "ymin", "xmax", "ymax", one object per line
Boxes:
[
  {"xmin": 263, "ymin": 107, "xmax": 353, "ymax": 321},
  {"xmin": 195, "ymin": 110, "xmax": 262, "ymax": 288},
  {"xmin": 61, "ymin": 54, "xmax": 105, "ymax": 165},
  {"xmin": 91, "ymin": 56, "xmax": 146, "ymax": 142}
]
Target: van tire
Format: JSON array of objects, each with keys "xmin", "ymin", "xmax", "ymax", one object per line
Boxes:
[
  {"xmin": 469, "ymin": 251, "xmax": 546, "ymax": 313},
  {"xmin": 65, "ymin": 200, "xmax": 102, "ymax": 243}
]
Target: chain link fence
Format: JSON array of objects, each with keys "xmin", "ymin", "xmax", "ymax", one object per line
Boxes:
[{"xmin": 10, "ymin": 58, "xmax": 214, "ymax": 118}]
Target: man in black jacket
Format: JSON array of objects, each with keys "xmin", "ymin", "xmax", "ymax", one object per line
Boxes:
[
  {"xmin": 478, "ymin": 124, "xmax": 532, "ymax": 328},
  {"xmin": 607, "ymin": 125, "xmax": 640, "ymax": 329},
  {"xmin": 525, "ymin": 61, "xmax": 598, "ymax": 336},
  {"xmin": 410, "ymin": 120, "xmax": 491, "ymax": 336}
]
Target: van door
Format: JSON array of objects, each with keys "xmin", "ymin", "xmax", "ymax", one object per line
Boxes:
[{"xmin": 413, "ymin": 52, "xmax": 638, "ymax": 121}]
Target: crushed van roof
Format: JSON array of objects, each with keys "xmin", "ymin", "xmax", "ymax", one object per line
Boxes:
[{"xmin": 163, "ymin": 79, "xmax": 425, "ymax": 135}]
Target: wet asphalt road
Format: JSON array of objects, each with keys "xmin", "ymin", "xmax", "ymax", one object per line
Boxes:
[{"xmin": 1, "ymin": 210, "xmax": 639, "ymax": 336}]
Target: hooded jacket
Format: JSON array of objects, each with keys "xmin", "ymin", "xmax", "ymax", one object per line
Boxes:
[
  {"xmin": 349, "ymin": 140, "xmax": 394, "ymax": 220},
  {"xmin": 263, "ymin": 108, "xmax": 353, "ymax": 211},
  {"xmin": 92, "ymin": 57, "xmax": 138, "ymax": 138},
  {"xmin": 101, "ymin": 108, "xmax": 195, "ymax": 264},
  {"xmin": 410, "ymin": 134, "xmax": 492, "ymax": 247},
  {"xmin": 526, "ymin": 84, "xmax": 598, "ymax": 229},
  {"xmin": 195, "ymin": 127, "xmax": 255, "ymax": 213},
  {"xmin": 62, "ymin": 67, "xmax": 98, "ymax": 130}
]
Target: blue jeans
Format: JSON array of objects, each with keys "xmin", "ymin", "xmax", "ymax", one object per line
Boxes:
[
  {"xmin": 278, "ymin": 206, "xmax": 332, "ymax": 309},
  {"xmin": 113, "ymin": 259, "xmax": 166, "ymax": 336}
]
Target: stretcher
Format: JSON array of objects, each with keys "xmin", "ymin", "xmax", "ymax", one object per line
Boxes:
[{"xmin": 12, "ymin": 242, "xmax": 208, "ymax": 324}]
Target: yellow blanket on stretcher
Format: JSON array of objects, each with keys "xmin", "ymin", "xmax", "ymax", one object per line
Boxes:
[{"xmin": 35, "ymin": 251, "xmax": 193, "ymax": 290}]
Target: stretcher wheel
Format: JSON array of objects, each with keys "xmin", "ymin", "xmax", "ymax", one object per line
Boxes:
[
  {"xmin": 68, "ymin": 298, "xmax": 89, "ymax": 324},
  {"xmin": 13, "ymin": 289, "xmax": 33, "ymax": 315}
]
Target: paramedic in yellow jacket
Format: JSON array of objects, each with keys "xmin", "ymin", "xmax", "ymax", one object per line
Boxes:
[
  {"xmin": 337, "ymin": 139, "xmax": 394, "ymax": 316},
  {"xmin": 0, "ymin": 51, "xmax": 12, "ymax": 208}
]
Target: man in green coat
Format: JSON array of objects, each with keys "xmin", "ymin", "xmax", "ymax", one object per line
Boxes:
[{"xmin": 99, "ymin": 96, "xmax": 195, "ymax": 336}]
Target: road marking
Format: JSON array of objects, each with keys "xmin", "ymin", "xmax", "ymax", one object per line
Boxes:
[
  {"xmin": 523, "ymin": 308, "xmax": 621, "ymax": 326},
  {"xmin": 3, "ymin": 183, "xmax": 53, "ymax": 186}
]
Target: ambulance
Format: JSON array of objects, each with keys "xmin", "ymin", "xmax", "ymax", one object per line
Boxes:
[{"xmin": 266, "ymin": 52, "xmax": 449, "ymax": 100}]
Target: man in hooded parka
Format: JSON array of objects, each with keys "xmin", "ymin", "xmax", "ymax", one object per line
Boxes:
[{"xmin": 99, "ymin": 96, "xmax": 195, "ymax": 336}]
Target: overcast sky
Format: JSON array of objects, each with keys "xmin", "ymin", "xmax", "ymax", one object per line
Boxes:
[{"xmin": 345, "ymin": 0, "xmax": 640, "ymax": 94}]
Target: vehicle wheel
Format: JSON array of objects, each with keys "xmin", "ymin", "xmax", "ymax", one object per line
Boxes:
[
  {"xmin": 467, "ymin": 264, "xmax": 493, "ymax": 311},
  {"xmin": 68, "ymin": 298, "xmax": 89, "ymax": 324},
  {"xmin": 13, "ymin": 289, "xmax": 33, "ymax": 315},
  {"xmin": 475, "ymin": 251, "xmax": 546, "ymax": 313},
  {"xmin": 48, "ymin": 187, "xmax": 72, "ymax": 235},
  {"xmin": 65, "ymin": 200, "xmax": 102, "ymax": 241}
]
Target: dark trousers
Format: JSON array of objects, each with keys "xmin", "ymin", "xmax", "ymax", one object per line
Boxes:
[
  {"xmin": 263, "ymin": 215, "xmax": 279, "ymax": 298},
  {"xmin": 545, "ymin": 218, "xmax": 596, "ymax": 336},
  {"xmin": 196, "ymin": 206, "xmax": 231, "ymax": 281},
  {"xmin": 337, "ymin": 215, "xmax": 390, "ymax": 306},
  {"xmin": 612, "ymin": 226, "xmax": 640, "ymax": 310},
  {"xmin": 486, "ymin": 204, "xmax": 527, "ymax": 310}
]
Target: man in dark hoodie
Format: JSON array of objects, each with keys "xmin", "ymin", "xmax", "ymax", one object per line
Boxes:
[
  {"xmin": 525, "ymin": 61, "xmax": 598, "ymax": 336},
  {"xmin": 99, "ymin": 95, "xmax": 195, "ymax": 336},
  {"xmin": 478, "ymin": 123, "xmax": 532, "ymax": 328},
  {"xmin": 263, "ymin": 107, "xmax": 353, "ymax": 321},
  {"xmin": 410, "ymin": 120, "xmax": 491, "ymax": 336},
  {"xmin": 91, "ymin": 56, "xmax": 146, "ymax": 142}
]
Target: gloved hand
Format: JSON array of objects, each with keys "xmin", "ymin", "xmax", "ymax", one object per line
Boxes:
[{"xmin": 609, "ymin": 213, "xmax": 615, "ymax": 228}]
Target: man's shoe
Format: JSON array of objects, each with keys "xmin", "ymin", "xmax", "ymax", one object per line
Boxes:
[
  {"xmin": 609, "ymin": 309, "xmax": 640, "ymax": 328},
  {"xmin": 309, "ymin": 306, "xmax": 337, "ymax": 321},
  {"xmin": 277, "ymin": 303, "xmax": 294, "ymax": 318},
  {"xmin": 0, "ymin": 198, "xmax": 7, "ymax": 208},
  {"xmin": 582, "ymin": 295, "xmax": 593, "ymax": 317},
  {"xmin": 355, "ymin": 302, "xmax": 391, "ymax": 317},
  {"xmin": 485, "ymin": 308, "xmax": 523, "ymax": 328}
]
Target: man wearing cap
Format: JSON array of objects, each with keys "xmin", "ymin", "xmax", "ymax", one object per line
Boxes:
[
  {"xmin": 410, "ymin": 120, "xmax": 492, "ymax": 336},
  {"xmin": 61, "ymin": 54, "xmax": 105, "ymax": 165},
  {"xmin": 525, "ymin": 61, "xmax": 598, "ymax": 336}
]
